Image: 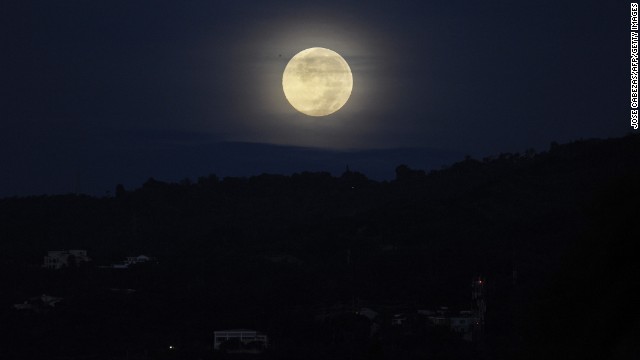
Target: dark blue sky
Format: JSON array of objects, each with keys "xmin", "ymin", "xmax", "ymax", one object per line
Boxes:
[{"xmin": 0, "ymin": 1, "xmax": 631, "ymax": 196}]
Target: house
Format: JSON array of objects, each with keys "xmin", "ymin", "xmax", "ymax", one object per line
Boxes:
[
  {"xmin": 110, "ymin": 262, "xmax": 130, "ymax": 269},
  {"xmin": 43, "ymin": 250, "xmax": 91, "ymax": 269},
  {"xmin": 427, "ymin": 315, "xmax": 449, "ymax": 327},
  {"xmin": 109, "ymin": 254, "xmax": 156, "ymax": 269},
  {"xmin": 14, "ymin": 294, "xmax": 63, "ymax": 312},
  {"xmin": 450, "ymin": 312, "xmax": 478, "ymax": 342},
  {"xmin": 424, "ymin": 308, "xmax": 479, "ymax": 342},
  {"xmin": 358, "ymin": 307, "xmax": 379, "ymax": 321},
  {"xmin": 126, "ymin": 254, "xmax": 154, "ymax": 265},
  {"xmin": 426, "ymin": 306, "xmax": 451, "ymax": 327},
  {"xmin": 391, "ymin": 313, "xmax": 407, "ymax": 326},
  {"xmin": 214, "ymin": 329, "xmax": 268, "ymax": 353}
]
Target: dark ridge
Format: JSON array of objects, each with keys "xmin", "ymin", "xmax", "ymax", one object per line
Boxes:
[{"xmin": 0, "ymin": 133, "xmax": 638, "ymax": 359}]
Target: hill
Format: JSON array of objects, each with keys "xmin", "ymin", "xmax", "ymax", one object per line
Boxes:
[{"xmin": 0, "ymin": 133, "xmax": 638, "ymax": 359}]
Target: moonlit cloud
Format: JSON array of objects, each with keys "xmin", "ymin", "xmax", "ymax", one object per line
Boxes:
[{"xmin": 203, "ymin": 12, "xmax": 402, "ymax": 149}]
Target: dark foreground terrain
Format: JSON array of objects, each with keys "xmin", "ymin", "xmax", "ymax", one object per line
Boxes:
[{"xmin": 1, "ymin": 134, "xmax": 639, "ymax": 359}]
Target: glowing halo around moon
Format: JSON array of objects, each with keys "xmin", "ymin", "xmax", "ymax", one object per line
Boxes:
[{"xmin": 282, "ymin": 47, "xmax": 353, "ymax": 117}]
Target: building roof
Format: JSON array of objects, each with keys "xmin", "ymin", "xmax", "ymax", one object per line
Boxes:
[{"xmin": 215, "ymin": 329, "xmax": 263, "ymax": 334}]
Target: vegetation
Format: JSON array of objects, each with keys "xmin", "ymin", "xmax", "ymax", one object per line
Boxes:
[{"xmin": 0, "ymin": 134, "xmax": 638, "ymax": 359}]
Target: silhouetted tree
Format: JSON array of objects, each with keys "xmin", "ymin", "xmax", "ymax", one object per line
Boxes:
[
  {"xmin": 395, "ymin": 164, "xmax": 425, "ymax": 181},
  {"xmin": 115, "ymin": 184, "xmax": 126, "ymax": 199}
]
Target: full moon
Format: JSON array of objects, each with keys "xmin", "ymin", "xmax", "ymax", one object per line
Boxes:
[{"xmin": 282, "ymin": 47, "xmax": 353, "ymax": 117}]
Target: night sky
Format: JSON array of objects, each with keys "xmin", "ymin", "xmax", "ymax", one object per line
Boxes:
[{"xmin": 1, "ymin": 1, "xmax": 629, "ymax": 196}]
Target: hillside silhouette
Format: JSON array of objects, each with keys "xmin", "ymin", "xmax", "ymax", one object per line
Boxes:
[{"xmin": 0, "ymin": 134, "xmax": 638, "ymax": 359}]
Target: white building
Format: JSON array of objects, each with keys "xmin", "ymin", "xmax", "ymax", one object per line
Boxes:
[
  {"xmin": 43, "ymin": 250, "xmax": 91, "ymax": 269},
  {"xmin": 391, "ymin": 313, "xmax": 407, "ymax": 326},
  {"xmin": 126, "ymin": 255, "xmax": 152, "ymax": 264},
  {"xmin": 450, "ymin": 316, "xmax": 475, "ymax": 332},
  {"xmin": 425, "ymin": 309, "xmax": 478, "ymax": 342},
  {"xmin": 214, "ymin": 329, "xmax": 268, "ymax": 352},
  {"xmin": 358, "ymin": 307, "xmax": 379, "ymax": 321},
  {"xmin": 110, "ymin": 254, "xmax": 155, "ymax": 269},
  {"xmin": 14, "ymin": 294, "xmax": 63, "ymax": 311}
]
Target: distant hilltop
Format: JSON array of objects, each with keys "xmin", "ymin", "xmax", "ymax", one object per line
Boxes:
[
  {"xmin": 0, "ymin": 133, "xmax": 638, "ymax": 359},
  {"xmin": 0, "ymin": 132, "xmax": 637, "ymax": 270}
]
